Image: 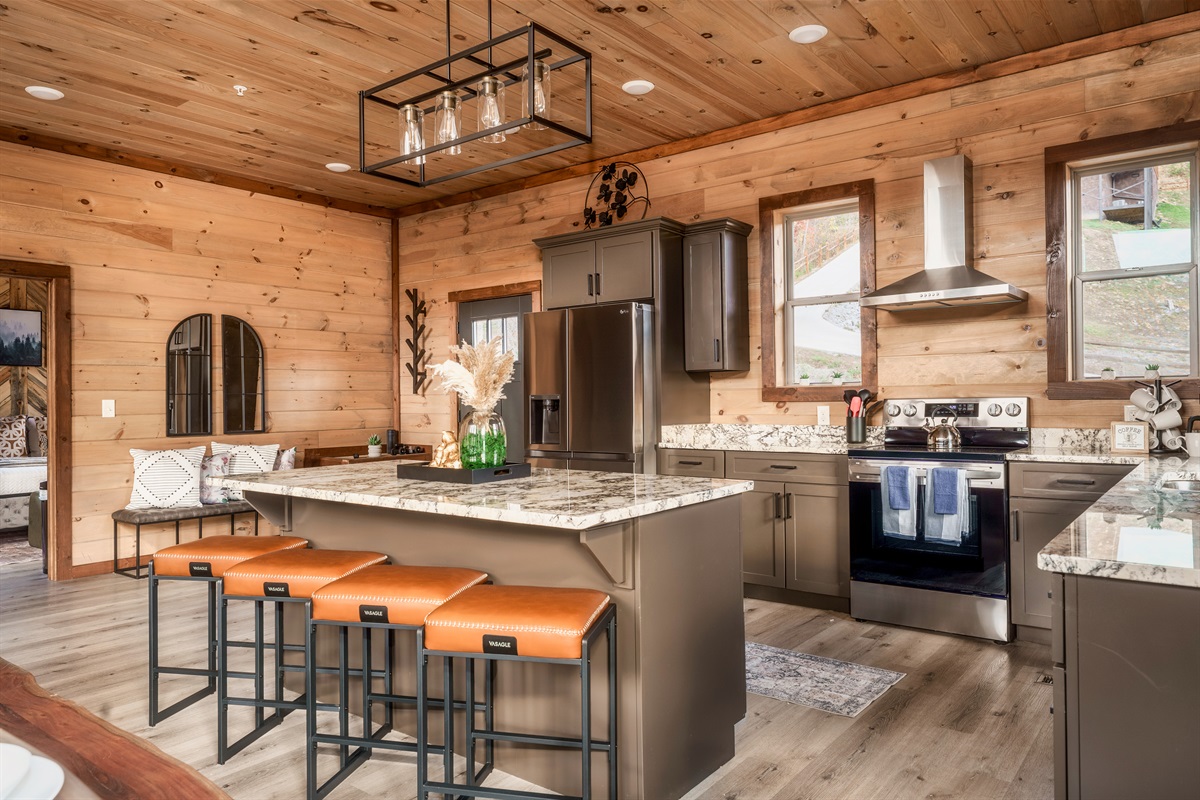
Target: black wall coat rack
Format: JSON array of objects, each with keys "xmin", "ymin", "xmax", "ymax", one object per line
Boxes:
[{"xmin": 404, "ymin": 288, "xmax": 429, "ymax": 395}]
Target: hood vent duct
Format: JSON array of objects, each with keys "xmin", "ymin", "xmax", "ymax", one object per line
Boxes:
[{"xmin": 861, "ymin": 155, "xmax": 1029, "ymax": 311}]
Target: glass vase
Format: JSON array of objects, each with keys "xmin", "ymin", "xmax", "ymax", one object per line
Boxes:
[{"xmin": 458, "ymin": 410, "xmax": 507, "ymax": 469}]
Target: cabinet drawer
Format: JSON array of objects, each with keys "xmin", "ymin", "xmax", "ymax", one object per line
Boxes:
[
  {"xmin": 657, "ymin": 449, "xmax": 725, "ymax": 478},
  {"xmin": 1009, "ymin": 462, "xmax": 1132, "ymax": 500},
  {"xmin": 725, "ymin": 452, "xmax": 847, "ymax": 485}
]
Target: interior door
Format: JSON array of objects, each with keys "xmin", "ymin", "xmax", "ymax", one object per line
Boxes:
[{"xmin": 456, "ymin": 295, "xmax": 532, "ymax": 457}]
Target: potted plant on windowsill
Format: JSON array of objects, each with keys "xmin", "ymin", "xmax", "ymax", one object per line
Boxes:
[
  {"xmin": 1100, "ymin": 366, "xmax": 1116, "ymax": 380},
  {"xmin": 831, "ymin": 371, "xmax": 844, "ymax": 386},
  {"xmin": 367, "ymin": 435, "xmax": 383, "ymax": 457},
  {"xmin": 1144, "ymin": 363, "xmax": 1160, "ymax": 380},
  {"xmin": 798, "ymin": 372, "xmax": 810, "ymax": 386}
]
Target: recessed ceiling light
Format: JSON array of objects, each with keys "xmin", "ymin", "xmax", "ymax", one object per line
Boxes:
[
  {"xmin": 325, "ymin": 162, "xmax": 352, "ymax": 173},
  {"xmin": 622, "ymin": 80, "xmax": 655, "ymax": 96},
  {"xmin": 25, "ymin": 86, "xmax": 64, "ymax": 101},
  {"xmin": 788, "ymin": 24, "xmax": 828, "ymax": 44}
]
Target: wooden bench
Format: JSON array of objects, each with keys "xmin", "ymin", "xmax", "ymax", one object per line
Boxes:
[{"xmin": 112, "ymin": 501, "xmax": 260, "ymax": 580}]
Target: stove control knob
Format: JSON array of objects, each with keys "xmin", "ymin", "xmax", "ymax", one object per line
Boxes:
[
  {"xmin": 902, "ymin": 403, "xmax": 917, "ymax": 418},
  {"xmin": 886, "ymin": 403, "xmax": 901, "ymax": 417},
  {"xmin": 1005, "ymin": 403, "xmax": 1022, "ymax": 417},
  {"xmin": 987, "ymin": 403, "xmax": 1003, "ymax": 417}
]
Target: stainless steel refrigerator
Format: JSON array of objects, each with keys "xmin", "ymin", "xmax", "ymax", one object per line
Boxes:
[{"xmin": 524, "ymin": 302, "xmax": 656, "ymax": 472}]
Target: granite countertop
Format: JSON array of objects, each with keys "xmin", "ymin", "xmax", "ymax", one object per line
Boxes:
[
  {"xmin": 1037, "ymin": 457, "xmax": 1200, "ymax": 588},
  {"xmin": 659, "ymin": 423, "xmax": 880, "ymax": 454},
  {"xmin": 219, "ymin": 463, "xmax": 753, "ymax": 531}
]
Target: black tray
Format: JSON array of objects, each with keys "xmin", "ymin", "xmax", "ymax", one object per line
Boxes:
[{"xmin": 395, "ymin": 461, "xmax": 531, "ymax": 484}]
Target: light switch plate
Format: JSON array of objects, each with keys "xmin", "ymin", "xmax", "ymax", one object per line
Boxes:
[
  {"xmin": 102, "ymin": 399, "xmax": 115, "ymax": 418},
  {"xmin": 1124, "ymin": 405, "xmax": 1138, "ymax": 422},
  {"xmin": 817, "ymin": 405, "xmax": 831, "ymax": 425}
]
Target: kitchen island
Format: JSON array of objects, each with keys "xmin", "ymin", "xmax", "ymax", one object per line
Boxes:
[
  {"xmin": 222, "ymin": 464, "xmax": 754, "ymax": 800},
  {"xmin": 1037, "ymin": 458, "xmax": 1200, "ymax": 800}
]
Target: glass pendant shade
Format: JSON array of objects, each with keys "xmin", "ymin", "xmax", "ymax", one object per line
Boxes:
[
  {"xmin": 477, "ymin": 76, "xmax": 506, "ymax": 143},
  {"xmin": 522, "ymin": 60, "xmax": 550, "ymax": 131},
  {"xmin": 434, "ymin": 91, "xmax": 462, "ymax": 155},
  {"xmin": 400, "ymin": 104, "xmax": 425, "ymax": 165}
]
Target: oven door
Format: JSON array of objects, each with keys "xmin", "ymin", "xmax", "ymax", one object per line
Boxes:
[{"xmin": 848, "ymin": 458, "xmax": 1008, "ymax": 599}]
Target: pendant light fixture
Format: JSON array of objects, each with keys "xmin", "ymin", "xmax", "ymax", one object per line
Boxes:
[{"xmin": 358, "ymin": 0, "xmax": 591, "ymax": 187}]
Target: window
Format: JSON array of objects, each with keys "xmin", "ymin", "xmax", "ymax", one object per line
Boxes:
[
  {"xmin": 759, "ymin": 180, "xmax": 876, "ymax": 401},
  {"xmin": 1046, "ymin": 122, "xmax": 1200, "ymax": 399}
]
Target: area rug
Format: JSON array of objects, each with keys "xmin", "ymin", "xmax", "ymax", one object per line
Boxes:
[
  {"xmin": 0, "ymin": 533, "xmax": 41, "ymax": 567},
  {"xmin": 745, "ymin": 641, "xmax": 905, "ymax": 717}
]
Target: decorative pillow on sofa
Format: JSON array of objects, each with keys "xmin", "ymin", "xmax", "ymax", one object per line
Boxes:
[
  {"xmin": 25, "ymin": 416, "xmax": 48, "ymax": 457},
  {"xmin": 0, "ymin": 415, "xmax": 28, "ymax": 458},
  {"xmin": 274, "ymin": 446, "xmax": 296, "ymax": 471},
  {"xmin": 210, "ymin": 443, "xmax": 279, "ymax": 500},
  {"xmin": 200, "ymin": 453, "xmax": 231, "ymax": 504},
  {"xmin": 126, "ymin": 446, "xmax": 206, "ymax": 510}
]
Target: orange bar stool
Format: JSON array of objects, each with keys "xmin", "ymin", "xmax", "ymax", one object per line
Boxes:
[
  {"xmin": 418, "ymin": 585, "xmax": 618, "ymax": 800},
  {"xmin": 217, "ymin": 548, "xmax": 387, "ymax": 763},
  {"xmin": 148, "ymin": 534, "xmax": 308, "ymax": 726},
  {"xmin": 305, "ymin": 564, "xmax": 488, "ymax": 800}
]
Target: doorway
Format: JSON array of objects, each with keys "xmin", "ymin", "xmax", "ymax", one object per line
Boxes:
[
  {"xmin": 0, "ymin": 260, "xmax": 71, "ymax": 580},
  {"xmin": 455, "ymin": 294, "xmax": 532, "ymax": 456}
]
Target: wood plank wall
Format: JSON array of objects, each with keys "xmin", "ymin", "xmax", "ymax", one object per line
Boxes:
[
  {"xmin": 0, "ymin": 277, "xmax": 51, "ymax": 419},
  {"xmin": 0, "ymin": 145, "xmax": 393, "ymax": 569},
  {"xmin": 396, "ymin": 28, "xmax": 1200, "ymax": 441}
]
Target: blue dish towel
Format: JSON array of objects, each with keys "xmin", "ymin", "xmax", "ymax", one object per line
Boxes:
[
  {"xmin": 886, "ymin": 466, "xmax": 911, "ymax": 510},
  {"xmin": 881, "ymin": 466, "xmax": 917, "ymax": 539},
  {"xmin": 925, "ymin": 468, "xmax": 968, "ymax": 544}
]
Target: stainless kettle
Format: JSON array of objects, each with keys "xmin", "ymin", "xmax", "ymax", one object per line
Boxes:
[{"xmin": 922, "ymin": 410, "xmax": 962, "ymax": 450}]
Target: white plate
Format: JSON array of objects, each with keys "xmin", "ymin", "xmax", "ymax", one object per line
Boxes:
[
  {"xmin": 5, "ymin": 756, "xmax": 64, "ymax": 800},
  {"xmin": 0, "ymin": 743, "xmax": 32, "ymax": 799}
]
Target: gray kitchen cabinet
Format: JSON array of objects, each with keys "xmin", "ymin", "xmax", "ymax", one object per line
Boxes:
[
  {"xmin": 656, "ymin": 448, "xmax": 724, "ymax": 478},
  {"xmin": 1051, "ymin": 573, "xmax": 1200, "ymax": 799},
  {"xmin": 535, "ymin": 218, "xmax": 684, "ymax": 309},
  {"xmin": 683, "ymin": 218, "xmax": 752, "ymax": 372},
  {"xmin": 1009, "ymin": 462, "xmax": 1131, "ymax": 630},
  {"xmin": 726, "ymin": 452, "xmax": 849, "ymax": 596}
]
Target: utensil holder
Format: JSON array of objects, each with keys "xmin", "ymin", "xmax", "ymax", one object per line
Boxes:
[{"xmin": 846, "ymin": 416, "xmax": 866, "ymax": 444}]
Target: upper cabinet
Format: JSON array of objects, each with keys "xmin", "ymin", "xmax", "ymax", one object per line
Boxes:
[
  {"xmin": 166, "ymin": 314, "xmax": 212, "ymax": 437},
  {"xmin": 535, "ymin": 218, "xmax": 684, "ymax": 310},
  {"xmin": 683, "ymin": 218, "xmax": 752, "ymax": 372}
]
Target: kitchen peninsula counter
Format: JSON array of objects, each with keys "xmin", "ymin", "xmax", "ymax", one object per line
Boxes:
[{"xmin": 221, "ymin": 464, "xmax": 754, "ymax": 800}]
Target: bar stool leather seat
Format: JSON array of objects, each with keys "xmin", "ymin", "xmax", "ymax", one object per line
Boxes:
[
  {"xmin": 152, "ymin": 534, "xmax": 308, "ymax": 578},
  {"xmin": 311, "ymin": 564, "xmax": 488, "ymax": 624},
  {"xmin": 222, "ymin": 549, "xmax": 388, "ymax": 598}
]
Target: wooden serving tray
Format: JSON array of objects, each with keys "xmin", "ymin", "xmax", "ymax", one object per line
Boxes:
[{"xmin": 395, "ymin": 461, "xmax": 532, "ymax": 484}]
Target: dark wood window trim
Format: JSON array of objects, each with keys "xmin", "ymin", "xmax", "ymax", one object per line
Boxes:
[
  {"xmin": 1044, "ymin": 121, "xmax": 1200, "ymax": 400},
  {"xmin": 758, "ymin": 180, "xmax": 877, "ymax": 402}
]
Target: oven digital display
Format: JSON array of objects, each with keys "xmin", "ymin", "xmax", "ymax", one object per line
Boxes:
[{"xmin": 923, "ymin": 402, "xmax": 978, "ymax": 418}]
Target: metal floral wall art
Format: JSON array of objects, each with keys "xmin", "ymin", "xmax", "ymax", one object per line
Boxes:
[{"xmin": 583, "ymin": 161, "xmax": 651, "ymax": 228}]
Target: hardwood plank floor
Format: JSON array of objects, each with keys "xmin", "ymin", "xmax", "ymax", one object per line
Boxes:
[{"xmin": 0, "ymin": 562, "xmax": 1054, "ymax": 799}]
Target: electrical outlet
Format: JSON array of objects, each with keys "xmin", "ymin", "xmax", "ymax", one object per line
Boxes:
[
  {"xmin": 1124, "ymin": 405, "xmax": 1138, "ymax": 422},
  {"xmin": 817, "ymin": 405, "xmax": 831, "ymax": 426},
  {"xmin": 102, "ymin": 399, "xmax": 115, "ymax": 418}
]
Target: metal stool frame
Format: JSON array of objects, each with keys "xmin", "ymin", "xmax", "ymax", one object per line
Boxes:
[
  {"xmin": 148, "ymin": 562, "xmax": 219, "ymax": 726},
  {"xmin": 218, "ymin": 591, "xmax": 316, "ymax": 763},
  {"xmin": 305, "ymin": 618, "xmax": 480, "ymax": 800},
  {"xmin": 416, "ymin": 603, "xmax": 618, "ymax": 800}
]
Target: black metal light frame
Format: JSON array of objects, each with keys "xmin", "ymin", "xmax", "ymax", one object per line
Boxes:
[{"xmin": 359, "ymin": 22, "xmax": 592, "ymax": 188}]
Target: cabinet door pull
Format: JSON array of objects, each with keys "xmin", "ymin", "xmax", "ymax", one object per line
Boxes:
[
  {"xmin": 1011, "ymin": 508, "xmax": 1020, "ymax": 542},
  {"xmin": 678, "ymin": 460, "xmax": 703, "ymax": 466},
  {"xmin": 713, "ymin": 338, "xmax": 721, "ymax": 364},
  {"xmin": 784, "ymin": 492, "xmax": 793, "ymax": 520},
  {"xmin": 587, "ymin": 273, "xmax": 594, "ymax": 297},
  {"xmin": 773, "ymin": 492, "xmax": 784, "ymax": 520},
  {"xmin": 769, "ymin": 464, "xmax": 798, "ymax": 470},
  {"xmin": 1054, "ymin": 478, "xmax": 1095, "ymax": 486},
  {"xmin": 594, "ymin": 271, "xmax": 601, "ymax": 296}
]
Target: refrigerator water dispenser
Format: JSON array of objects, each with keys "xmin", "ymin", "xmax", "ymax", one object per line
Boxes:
[{"xmin": 529, "ymin": 395, "xmax": 561, "ymax": 446}]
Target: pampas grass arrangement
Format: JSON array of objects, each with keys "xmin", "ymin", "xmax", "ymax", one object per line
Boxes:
[{"xmin": 429, "ymin": 336, "xmax": 516, "ymax": 415}]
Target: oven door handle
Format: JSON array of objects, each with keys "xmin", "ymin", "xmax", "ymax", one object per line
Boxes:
[{"xmin": 850, "ymin": 469, "xmax": 1004, "ymax": 484}]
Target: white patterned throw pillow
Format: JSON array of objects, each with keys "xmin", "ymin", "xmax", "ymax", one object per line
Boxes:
[
  {"xmin": 0, "ymin": 415, "xmax": 27, "ymax": 458},
  {"xmin": 126, "ymin": 446, "xmax": 206, "ymax": 509},
  {"xmin": 200, "ymin": 453, "xmax": 231, "ymax": 504},
  {"xmin": 210, "ymin": 442, "xmax": 279, "ymax": 500}
]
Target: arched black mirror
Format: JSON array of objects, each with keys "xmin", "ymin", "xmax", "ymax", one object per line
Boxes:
[
  {"xmin": 222, "ymin": 316, "xmax": 266, "ymax": 434},
  {"xmin": 166, "ymin": 314, "xmax": 212, "ymax": 436}
]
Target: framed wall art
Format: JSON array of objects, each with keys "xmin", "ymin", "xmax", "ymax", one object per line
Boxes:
[{"xmin": 0, "ymin": 308, "xmax": 43, "ymax": 367}]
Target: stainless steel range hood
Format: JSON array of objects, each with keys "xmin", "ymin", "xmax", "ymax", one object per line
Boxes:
[{"xmin": 860, "ymin": 155, "xmax": 1029, "ymax": 310}]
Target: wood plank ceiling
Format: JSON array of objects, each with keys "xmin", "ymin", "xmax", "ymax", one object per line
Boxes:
[{"xmin": 1, "ymin": 0, "xmax": 1195, "ymax": 214}]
